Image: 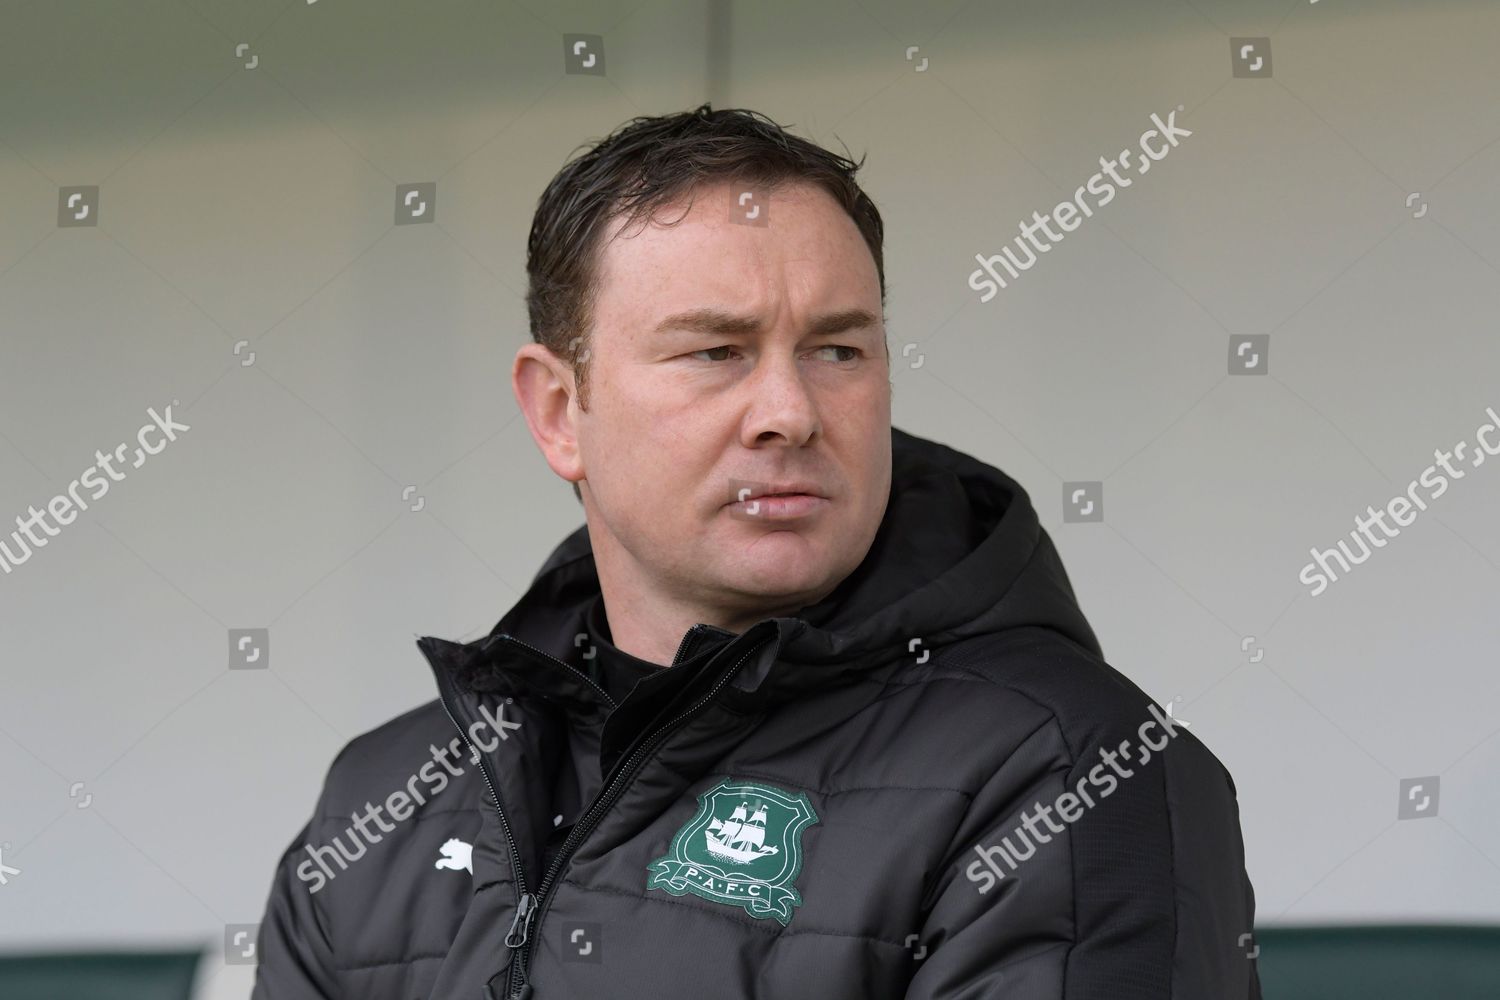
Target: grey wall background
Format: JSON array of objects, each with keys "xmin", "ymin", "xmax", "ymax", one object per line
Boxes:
[{"xmin": 3, "ymin": 0, "xmax": 1499, "ymax": 997}]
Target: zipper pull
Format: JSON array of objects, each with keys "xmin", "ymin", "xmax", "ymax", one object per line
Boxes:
[{"xmin": 504, "ymin": 891, "xmax": 537, "ymax": 949}]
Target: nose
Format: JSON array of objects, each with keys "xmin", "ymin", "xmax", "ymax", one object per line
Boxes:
[{"xmin": 739, "ymin": 350, "xmax": 821, "ymax": 448}]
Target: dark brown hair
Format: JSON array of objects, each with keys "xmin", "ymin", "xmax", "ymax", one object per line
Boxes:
[{"xmin": 524, "ymin": 103, "xmax": 887, "ymax": 502}]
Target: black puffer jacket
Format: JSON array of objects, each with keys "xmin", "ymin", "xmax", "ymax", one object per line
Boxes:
[{"xmin": 252, "ymin": 426, "xmax": 1261, "ymax": 1000}]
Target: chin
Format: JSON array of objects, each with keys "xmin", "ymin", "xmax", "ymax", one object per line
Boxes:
[{"xmin": 732, "ymin": 537, "xmax": 830, "ymax": 593}]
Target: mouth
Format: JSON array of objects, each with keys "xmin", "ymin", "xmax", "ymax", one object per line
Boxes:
[
  {"xmin": 724, "ymin": 484, "xmax": 830, "ymax": 521},
  {"xmin": 727, "ymin": 482, "xmax": 827, "ymax": 504}
]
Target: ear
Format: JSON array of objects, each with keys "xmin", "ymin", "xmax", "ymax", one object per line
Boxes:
[{"xmin": 512, "ymin": 343, "xmax": 585, "ymax": 487}]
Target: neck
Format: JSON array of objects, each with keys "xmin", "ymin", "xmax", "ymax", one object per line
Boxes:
[{"xmin": 588, "ymin": 529, "xmax": 831, "ymax": 668}]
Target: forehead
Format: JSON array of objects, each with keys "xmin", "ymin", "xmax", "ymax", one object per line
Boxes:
[{"xmin": 591, "ymin": 180, "xmax": 878, "ymax": 323}]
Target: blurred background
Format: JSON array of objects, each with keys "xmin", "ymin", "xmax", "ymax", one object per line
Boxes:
[{"xmin": 2, "ymin": 0, "xmax": 1498, "ymax": 997}]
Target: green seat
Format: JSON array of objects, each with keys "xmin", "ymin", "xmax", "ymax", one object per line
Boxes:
[
  {"xmin": 1256, "ymin": 924, "xmax": 1500, "ymax": 999},
  {"xmin": 0, "ymin": 949, "xmax": 203, "ymax": 1000}
]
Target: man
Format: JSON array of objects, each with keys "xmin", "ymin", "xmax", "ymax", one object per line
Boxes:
[{"xmin": 253, "ymin": 104, "xmax": 1261, "ymax": 999}]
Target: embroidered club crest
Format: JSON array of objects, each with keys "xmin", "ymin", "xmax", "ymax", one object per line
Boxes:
[{"xmin": 646, "ymin": 778, "xmax": 819, "ymax": 926}]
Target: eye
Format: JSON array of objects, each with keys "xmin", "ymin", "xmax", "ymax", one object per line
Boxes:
[
  {"xmin": 687, "ymin": 345, "xmax": 862, "ymax": 363},
  {"xmin": 689, "ymin": 346, "xmax": 741, "ymax": 362}
]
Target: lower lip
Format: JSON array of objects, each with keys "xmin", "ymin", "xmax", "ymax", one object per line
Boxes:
[{"xmin": 728, "ymin": 494, "xmax": 828, "ymax": 520}]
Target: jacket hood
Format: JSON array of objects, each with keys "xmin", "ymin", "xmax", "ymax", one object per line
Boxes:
[{"xmin": 476, "ymin": 425, "xmax": 1101, "ymax": 701}]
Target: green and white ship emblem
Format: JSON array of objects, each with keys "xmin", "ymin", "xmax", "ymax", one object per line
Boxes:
[{"xmin": 646, "ymin": 778, "xmax": 819, "ymax": 926}]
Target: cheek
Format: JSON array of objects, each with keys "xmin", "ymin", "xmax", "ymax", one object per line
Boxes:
[
  {"xmin": 588, "ymin": 416, "xmax": 693, "ymax": 508},
  {"xmin": 852, "ymin": 434, "xmax": 892, "ymax": 526}
]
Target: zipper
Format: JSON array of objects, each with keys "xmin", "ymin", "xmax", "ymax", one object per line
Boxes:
[
  {"xmin": 495, "ymin": 632, "xmax": 619, "ymax": 709},
  {"xmin": 668, "ymin": 623, "xmax": 710, "ymax": 666},
  {"xmin": 432, "ymin": 670, "xmax": 531, "ymax": 938},
  {"xmin": 423, "ymin": 623, "xmax": 743, "ymax": 1000},
  {"xmin": 505, "ymin": 628, "xmax": 774, "ymax": 999},
  {"xmin": 423, "ymin": 634, "xmax": 615, "ymax": 994}
]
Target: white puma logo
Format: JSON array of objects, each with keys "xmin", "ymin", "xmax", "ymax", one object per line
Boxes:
[{"xmin": 435, "ymin": 838, "xmax": 473, "ymax": 874}]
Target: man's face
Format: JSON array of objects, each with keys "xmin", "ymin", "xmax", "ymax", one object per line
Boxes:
[{"xmin": 573, "ymin": 179, "xmax": 892, "ymax": 617}]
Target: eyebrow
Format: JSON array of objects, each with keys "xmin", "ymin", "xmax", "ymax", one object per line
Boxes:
[{"xmin": 651, "ymin": 307, "xmax": 882, "ymax": 338}]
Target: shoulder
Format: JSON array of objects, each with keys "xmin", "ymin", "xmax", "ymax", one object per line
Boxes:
[
  {"xmin": 915, "ymin": 627, "xmax": 1237, "ymax": 795},
  {"xmin": 940, "ymin": 628, "xmax": 1152, "ymax": 732},
  {"xmin": 316, "ymin": 698, "xmax": 475, "ymax": 818}
]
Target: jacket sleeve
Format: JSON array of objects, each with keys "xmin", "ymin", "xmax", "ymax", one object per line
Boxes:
[
  {"xmin": 903, "ymin": 709, "xmax": 1262, "ymax": 999},
  {"xmin": 251, "ymin": 767, "xmax": 347, "ymax": 999}
]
